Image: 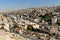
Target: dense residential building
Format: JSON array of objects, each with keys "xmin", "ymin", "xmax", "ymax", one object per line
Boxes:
[{"xmin": 0, "ymin": 6, "xmax": 60, "ymax": 40}]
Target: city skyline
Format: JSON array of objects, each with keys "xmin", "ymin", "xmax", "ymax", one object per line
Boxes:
[{"xmin": 0, "ymin": 0, "xmax": 60, "ymax": 12}]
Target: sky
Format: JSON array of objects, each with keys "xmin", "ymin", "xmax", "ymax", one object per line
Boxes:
[{"xmin": 0, "ymin": 0, "xmax": 60, "ymax": 12}]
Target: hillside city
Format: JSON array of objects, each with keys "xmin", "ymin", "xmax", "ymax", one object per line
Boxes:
[{"xmin": 0, "ymin": 6, "xmax": 60, "ymax": 40}]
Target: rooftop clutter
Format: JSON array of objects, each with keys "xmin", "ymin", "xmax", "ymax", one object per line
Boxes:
[{"xmin": 0, "ymin": 6, "xmax": 60, "ymax": 40}]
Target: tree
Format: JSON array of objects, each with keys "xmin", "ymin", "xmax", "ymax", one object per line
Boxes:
[
  {"xmin": 43, "ymin": 14, "xmax": 52, "ymax": 22},
  {"xmin": 44, "ymin": 15, "xmax": 52, "ymax": 22}
]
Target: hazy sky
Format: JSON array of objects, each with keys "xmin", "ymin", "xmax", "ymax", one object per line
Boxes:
[{"xmin": 0, "ymin": 0, "xmax": 60, "ymax": 12}]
